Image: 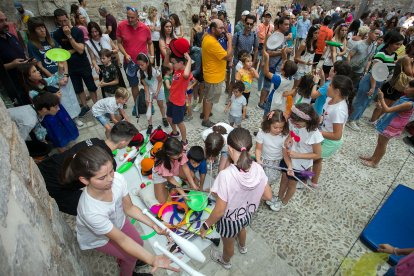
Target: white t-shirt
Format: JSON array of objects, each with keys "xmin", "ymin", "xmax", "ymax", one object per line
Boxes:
[
  {"xmin": 269, "ymin": 75, "xmax": 295, "ymax": 112},
  {"xmin": 86, "ymin": 34, "xmax": 112, "ymax": 65},
  {"xmin": 288, "ymin": 121, "xmax": 324, "ymax": 170},
  {"xmin": 78, "ymin": 6, "xmax": 91, "ymax": 23},
  {"xmin": 256, "ymin": 129, "xmax": 286, "ymax": 161},
  {"xmin": 143, "ymin": 67, "xmax": 164, "ymax": 95},
  {"xmin": 76, "ymin": 173, "xmax": 128, "ymax": 250},
  {"xmin": 202, "ymin": 122, "xmax": 234, "ymax": 152},
  {"xmin": 294, "ymin": 94, "xmax": 312, "ymax": 105},
  {"xmin": 229, "ymin": 94, "xmax": 247, "ymax": 117},
  {"xmin": 145, "ymin": 18, "xmax": 161, "ymax": 41},
  {"xmin": 320, "ymin": 98, "xmax": 348, "ymax": 136},
  {"xmin": 92, "ymin": 97, "xmax": 123, "ymax": 117}
]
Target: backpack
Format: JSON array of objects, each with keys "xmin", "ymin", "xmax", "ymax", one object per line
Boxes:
[{"xmin": 137, "ymin": 88, "xmax": 147, "ymax": 115}]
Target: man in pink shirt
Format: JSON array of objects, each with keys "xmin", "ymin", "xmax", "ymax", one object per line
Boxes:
[{"xmin": 117, "ymin": 6, "xmax": 154, "ymax": 104}]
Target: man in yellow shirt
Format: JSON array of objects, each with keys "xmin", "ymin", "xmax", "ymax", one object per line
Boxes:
[{"xmin": 201, "ymin": 19, "xmax": 233, "ymax": 127}]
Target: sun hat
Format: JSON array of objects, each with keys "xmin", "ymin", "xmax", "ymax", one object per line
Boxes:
[
  {"xmin": 169, "ymin": 38, "xmax": 190, "ymax": 58},
  {"xmin": 128, "ymin": 132, "xmax": 144, "ymax": 147}
]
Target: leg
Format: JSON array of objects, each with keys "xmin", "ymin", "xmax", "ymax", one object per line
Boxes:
[
  {"xmin": 218, "ymin": 154, "xmax": 230, "ymax": 172},
  {"xmin": 312, "ymin": 158, "xmax": 322, "ymax": 184},
  {"xmin": 221, "ymin": 237, "xmax": 235, "ymax": 263},
  {"xmin": 363, "ymin": 134, "xmax": 390, "ymax": 167},
  {"xmin": 281, "ymin": 178, "xmax": 298, "ymax": 204},
  {"xmin": 154, "ymin": 182, "xmax": 169, "ymax": 204},
  {"xmin": 278, "ymin": 173, "xmax": 289, "ymax": 200},
  {"xmin": 104, "ymin": 123, "xmax": 112, "ymax": 139},
  {"xmin": 82, "ymin": 68, "xmax": 98, "ymax": 103},
  {"xmin": 131, "ymin": 85, "xmax": 139, "ymax": 103},
  {"xmin": 78, "ymin": 91, "xmax": 87, "ymax": 107},
  {"xmin": 167, "ymin": 117, "xmax": 178, "ymax": 134},
  {"xmin": 177, "ymin": 122, "xmax": 187, "ymax": 142},
  {"xmin": 236, "ymin": 227, "xmax": 247, "ymax": 247},
  {"xmin": 157, "ymin": 100, "xmax": 166, "ymax": 118},
  {"xmin": 349, "ymin": 74, "xmax": 373, "ymax": 121},
  {"xmin": 203, "ymin": 100, "xmax": 213, "ymax": 121}
]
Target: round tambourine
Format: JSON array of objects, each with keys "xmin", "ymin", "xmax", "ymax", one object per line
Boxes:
[
  {"xmin": 266, "ymin": 32, "xmax": 285, "ymax": 50},
  {"xmin": 371, "ymin": 62, "xmax": 389, "ymax": 82},
  {"xmin": 45, "ymin": 48, "xmax": 71, "ymax": 62}
]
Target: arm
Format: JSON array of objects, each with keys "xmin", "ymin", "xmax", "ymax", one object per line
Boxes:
[
  {"xmin": 4, "ymin": 58, "xmax": 26, "ymax": 70},
  {"xmin": 142, "ymin": 81, "xmax": 151, "ymax": 105},
  {"xmin": 377, "ymin": 90, "xmax": 413, "ymax": 113},
  {"xmin": 183, "ymin": 52, "xmax": 192, "ymax": 79},
  {"xmin": 63, "ymin": 26, "xmax": 85, "ymax": 54},
  {"xmin": 200, "ymin": 196, "xmax": 227, "ymax": 237},
  {"xmin": 288, "ymin": 142, "xmax": 322, "ymax": 160},
  {"xmin": 262, "ymin": 50, "xmax": 273, "ymax": 79},
  {"xmin": 235, "ymin": 71, "xmax": 241, "ymax": 81},
  {"xmin": 310, "ymin": 72, "xmax": 322, "ymax": 99},
  {"xmin": 321, "ymin": 123, "xmax": 344, "ymax": 140},
  {"xmin": 331, "ymin": 46, "xmax": 337, "ymax": 63},
  {"xmin": 105, "ymin": 25, "xmax": 112, "ymax": 35},
  {"xmin": 294, "ymin": 44, "xmax": 308, "ymax": 64},
  {"xmin": 255, "ymin": 142, "xmax": 263, "ymax": 164},
  {"xmin": 119, "ymin": 108, "xmax": 129, "ymax": 122},
  {"xmin": 148, "ymin": 40, "xmax": 155, "ymax": 64},
  {"xmin": 109, "ymin": 113, "xmax": 118, "ymax": 123},
  {"xmin": 224, "ymin": 33, "xmax": 233, "ymax": 61},
  {"xmin": 181, "ymin": 163, "xmax": 198, "ymax": 189},
  {"xmin": 242, "ymin": 105, "xmax": 247, "ymax": 119},
  {"xmin": 199, "ymin": 173, "xmax": 206, "ymax": 189},
  {"xmin": 87, "ymin": 45, "xmax": 100, "ymax": 74},
  {"xmin": 37, "ymin": 60, "xmax": 52, "ymax": 77},
  {"xmin": 159, "ymin": 39, "xmax": 168, "ymax": 61},
  {"xmin": 251, "ymin": 68, "xmax": 259, "ymax": 79},
  {"xmin": 190, "ymin": 28, "xmax": 195, "ymax": 46},
  {"xmin": 378, "ymin": 244, "xmax": 414, "ymax": 256},
  {"xmin": 101, "ymin": 78, "xmax": 119, "ymax": 87},
  {"xmin": 117, "ymin": 36, "xmax": 131, "ymax": 62},
  {"xmin": 253, "ymin": 46, "xmax": 259, "ymax": 65},
  {"xmin": 155, "ymin": 74, "xmax": 163, "ymax": 98},
  {"xmin": 177, "ymin": 25, "xmax": 184, "ymax": 38},
  {"xmin": 164, "ymin": 78, "xmax": 171, "ymax": 90}
]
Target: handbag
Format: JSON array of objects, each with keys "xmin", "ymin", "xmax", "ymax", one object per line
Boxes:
[{"xmin": 393, "ymin": 62, "xmax": 413, "ymax": 92}]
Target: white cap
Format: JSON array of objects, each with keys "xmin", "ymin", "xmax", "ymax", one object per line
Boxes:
[
  {"xmin": 242, "ymin": 10, "xmax": 250, "ymax": 16},
  {"xmin": 335, "ymin": 7, "xmax": 341, "ymax": 12},
  {"xmin": 212, "ymin": 8, "xmax": 218, "ymax": 13}
]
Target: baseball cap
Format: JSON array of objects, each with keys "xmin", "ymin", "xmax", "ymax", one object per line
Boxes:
[
  {"xmin": 14, "ymin": 2, "xmax": 23, "ymax": 8},
  {"xmin": 242, "ymin": 10, "xmax": 250, "ymax": 16},
  {"xmin": 264, "ymin": 11, "xmax": 272, "ymax": 17},
  {"xmin": 169, "ymin": 38, "xmax": 190, "ymax": 58}
]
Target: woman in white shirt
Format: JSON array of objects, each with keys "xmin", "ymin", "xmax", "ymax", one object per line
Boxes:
[
  {"xmin": 62, "ymin": 146, "xmax": 178, "ymax": 275},
  {"xmin": 169, "ymin": 13, "xmax": 184, "ymax": 38},
  {"xmin": 145, "ymin": 7, "xmax": 162, "ymax": 68}
]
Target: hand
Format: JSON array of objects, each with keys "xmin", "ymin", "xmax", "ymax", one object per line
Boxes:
[
  {"xmin": 191, "ymin": 183, "xmax": 200, "ymax": 190},
  {"xmin": 377, "ymin": 90, "xmax": 384, "ymax": 100},
  {"xmin": 99, "ymin": 81, "xmax": 106, "ymax": 88},
  {"xmin": 282, "ymin": 90, "xmax": 291, "ymax": 97},
  {"xmin": 183, "ymin": 52, "xmax": 191, "ymax": 62},
  {"xmin": 62, "ymin": 26, "xmax": 71, "ymax": 37},
  {"xmin": 12, "ymin": 58, "xmax": 26, "ymax": 67},
  {"xmin": 112, "ymin": 48, "xmax": 118, "ymax": 54},
  {"xmin": 56, "ymin": 91, "xmax": 62, "ymax": 98},
  {"xmin": 94, "ymin": 64, "xmax": 100, "ymax": 74},
  {"xmin": 59, "ymin": 76, "xmax": 68, "ymax": 86},
  {"xmin": 287, "ymin": 168, "xmax": 295, "ymax": 176},
  {"xmin": 153, "ymin": 93, "xmax": 159, "ymax": 100},
  {"xmin": 199, "ymin": 225, "xmax": 207, "ymax": 238},
  {"xmin": 285, "ymin": 47, "xmax": 293, "ymax": 54},
  {"xmin": 367, "ymin": 88, "xmax": 375, "ymax": 97},
  {"xmin": 288, "ymin": 150, "xmax": 300, "ymax": 159},
  {"xmin": 151, "ymin": 255, "xmax": 180, "ymax": 273},
  {"xmin": 377, "ymin": 244, "xmax": 394, "ymax": 254},
  {"xmin": 153, "ymin": 224, "xmax": 167, "ymax": 236},
  {"xmin": 257, "ymin": 158, "xmax": 263, "ymax": 165},
  {"xmin": 313, "ymin": 72, "xmax": 320, "ymax": 84},
  {"xmin": 125, "ymin": 54, "xmax": 132, "ymax": 62},
  {"xmin": 225, "ymin": 32, "xmax": 232, "ymax": 41}
]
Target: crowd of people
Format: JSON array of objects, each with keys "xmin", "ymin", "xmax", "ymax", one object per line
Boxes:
[{"xmin": 1, "ymin": 1, "xmax": 414, "ymax": 275}]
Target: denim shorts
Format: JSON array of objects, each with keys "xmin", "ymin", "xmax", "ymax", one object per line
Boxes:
[
  {"xmin": 123, "ymin": 63, "xmax": 139, "ymax": 87},
  {"xmin": 263, "ymin": 76, "xmax": 272, "ymax": 92},
  {"xmin": 228, "ymin": 114, "xmax": 242, "ymax": 126},
  {"xmin": 95, "ymin": 114, "xmax": 110, "ymax": 126}
]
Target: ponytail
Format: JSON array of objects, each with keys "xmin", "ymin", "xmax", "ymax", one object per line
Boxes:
[
  {"xmin": 227, "ymin": 128, "xmax": 253, "ymax": 172},
  {"xmin": 60, "ymin": 146, "xmax": 113, "ymax": 185}
]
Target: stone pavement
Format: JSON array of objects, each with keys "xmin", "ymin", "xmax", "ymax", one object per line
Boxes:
[{"xmin": 61, "ymin": 78, "xmax": 414, "ymax": 276}]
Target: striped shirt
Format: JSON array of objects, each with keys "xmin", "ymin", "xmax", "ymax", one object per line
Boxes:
[{"xmin": 372, "ymin": 50, "xmax": 398, "ymax": 77}]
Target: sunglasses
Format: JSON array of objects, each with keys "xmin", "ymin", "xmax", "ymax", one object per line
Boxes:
[
  {"xmin": 246, "ymin": 22, "xmax": 254, "ymax": 26},
  {"xmin": 126, "ymin": 6, "xmax": 137, "ymax": 12}
]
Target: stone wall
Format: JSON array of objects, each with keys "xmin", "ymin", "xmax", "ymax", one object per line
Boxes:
[{"xmin": 0, "ymin": 96, "xmax": 92, "ymax": 274}]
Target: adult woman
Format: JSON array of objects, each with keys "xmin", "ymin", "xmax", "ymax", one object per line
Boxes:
[
  {"xmin": 169, "ymin": 14, "xmax": 183, "ymax": 38},
  {"xmin": 70, "ymin": 4, "xmax": 79, "ymax": 26},
  {"xmin": 145, "ymin": 6, "xmax": 161, "ymax": 67},
  {"xmin": 27, "ymin": 17, "xmax": 82, "ymax": 126},
  {"xmin": 404, "ymin": 26, "xmax": 414, "ymax": 46},
  {"xmin": 348, "ymin": 31, "xmax": 404, "ymax": 128},
  {"xmin": 75, "ymin": 14, "xmax": 89, "ymax": 41},
  {"xmin": 370, "ymin": 41, "xmax": 414, "ymax": 122},
  {"xmin": 190, "ymin": 14, "xmax": 204, "ymax": 48},
  {"xmin": 160, "ymin": 2, "xmax": 170, "ymax": 22},
  {"xmin": 383, "ymin": 16, "xmax": 398, "ymax": 35},
  {"xmin": 322, "ymin": 23, "xmax": 348, "ymax": 76},
  {"xmin": 347, "ymin": 20, "xmax": 360, "ymax": 40},
  {"xmin": 86, "ymin": 22, "xmax": 125, "ymax": 92},
  {"xmin": 159, "ymin": 19, "xmax": 175, "ymax": 60},
  {"xmin": 200, "ymin": 4, "xmax": 208, "ymax": 15},
  {"xmin": 199, "ymin": 12, "xmax": 209, "ymax": 32},
  {"xmin": 294, "ymin": 25, "xmax": 319, "ymax": 86},
  {"xmin": 347, "ymin": 25, "xmax": 370, "ymax": 54}
]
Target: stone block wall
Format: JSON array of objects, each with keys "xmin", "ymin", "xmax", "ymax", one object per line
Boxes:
[{"xmin": 0, "ymin": 96, "xmax": 92, "ymax": 275}]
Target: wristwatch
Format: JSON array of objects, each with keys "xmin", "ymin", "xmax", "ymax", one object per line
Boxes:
[
  {"xmin": 202, "ymin": 222, "xmax": 210, "ymax": 230},
  {"xmin": 67, "ymin": 35, "xmax": 73, "ymax": 39}
]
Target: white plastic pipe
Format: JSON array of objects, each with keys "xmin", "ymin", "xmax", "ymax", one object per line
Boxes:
[
  {"xmin": 153, "ymin": 241, "xmax": 205, "ymax": 276},
  {"xmin": 142, "ymin": 209, "xmax": 206, "ymax": 263}
]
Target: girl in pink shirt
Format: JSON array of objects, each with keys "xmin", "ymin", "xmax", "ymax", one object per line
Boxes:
[
  {"xmin": 200, "ymin": 128, "xmax": 272, "ymax": 270},
  {"xmin": 153, "ymin": 137, "xmax": 198, "ymax": 204}
]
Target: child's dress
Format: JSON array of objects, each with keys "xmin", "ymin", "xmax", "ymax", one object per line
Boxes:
[
  {"xmin": 376, "ymin": 96, "xmax": 414, "ymax": 138},
  {"xmin": 256, "ymin": 129, "xmax": 285, "ymax": 182}
]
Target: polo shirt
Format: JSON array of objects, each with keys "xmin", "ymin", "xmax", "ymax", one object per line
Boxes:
[
  {"xmin": 53, "ymin": 26, "xmax": 90, "ymax": 73},
  {"xmin": 117, "ymin": 20, "xmax": 151, "ymax": 62},
  {"xmin": 202, "ymin": 34, "xmax": 227, "ymax": 83}
]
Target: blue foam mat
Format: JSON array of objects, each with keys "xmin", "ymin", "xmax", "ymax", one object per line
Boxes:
[{"xmin": 360, "ymin": 184, "xmax": 414, "ymax": 265}]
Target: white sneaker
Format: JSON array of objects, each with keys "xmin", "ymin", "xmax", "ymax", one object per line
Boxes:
[
  {"xmin": 296, "ymin": 182, "xmax": 305, "ymax": 189},
  {"xmin": 74, "ymin": 118, "xmax": 84, "ymax": 127},
  {"xmin": 235, "ymin": 237, "xmax": 247, "ymax": 254},
  {"xmin": 346, "ymin": 121, "xmax": 361, "ymax": 131},
  {"xmin": 266, "ymin": 196, "xmax": 279, "ymax": 206},
  {"xmin": 270, "ymin": 200, "xmax": 286, "ymax": 212},
  {"xmin": 210, "ymin": 249, "xmax": 232, "ymax": 269},
  {"xmin": 193, "ymin": 102, "xmax": 202, "ymax": 112}
]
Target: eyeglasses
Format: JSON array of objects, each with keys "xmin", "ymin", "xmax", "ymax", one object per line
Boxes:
[
  {"xmin": 126, "ymin": 6, "xmax": 137, "ymax": 12},
  {"xmin": 245, "ymin": 22, "xmax": 254, "ymax": 26},
  {"xmin": 200, "ymin": 15, "xmax": 205, "ymax": 18}
]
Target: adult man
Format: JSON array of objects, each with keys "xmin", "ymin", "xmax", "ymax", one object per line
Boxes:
[
  {"xmin": 78, "ymin": 0, "xmax": 90, "ymax": 24},
  {"xmin": 257, "ymin": 11, "xmax": 274, "ymax": 53},
  {"xmin": 201, "ymin": 19, "xmax": 233, "ymax": 127},
  {"xmin": 314, "ymin": 15, "xmax": 333, "ymax": 63},
  {"xmin": 232, "ymin": 14, "xmax": 259, "ymax": 73},
  {"xmin": 210, "ymin": 8, "xmax": 219, "ymax": 21},
  {"xmin": 37, "ymin": 121, "xmax": 138, "ymax": 215},
  {"xmin": 14, "ymin": 2, "xmax": 34, "ymax": 31},
  {"xmin": 117, "ymin": 6, "xmax": 154, "ymax": 105},
  {"xmin": 0, "ymin": 10, "xmax": 28, "ymax": 105},
  {"xmin": 235, "ymin": 10, "xmax": 249, "ymax": 34},
  {"xmin": 98, "ymin": 6, "xmax": 117, "ymax": 41},
  {"xmin": 296, "ymin": 11, "xmax": 311, "ymax": 46},
  {"xmin": 347, "ymin": 27, "xmax": 380, "ymax": 109},
  {"xmin": 258, "ymin": 17, "xmax": 292, "ymax": 109},
  {"xmin": 53, "ymin": 8, "xmax": 97, "ymax": 116}
]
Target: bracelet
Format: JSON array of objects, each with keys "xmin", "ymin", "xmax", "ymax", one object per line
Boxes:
[
  {"xmin": 202, "ymin": 221, "xmax": 210, "ymax": 230},
  {"xmin": 150, "ymin": 56, "xmax": 155, "ymax": 58},
  {"xmin": 313, "ymin": 83, "xmax": 318, "ymax": 86},
  {"xmin": 394, "ymin": 247, "xmax": 399, "ymax": 256}
]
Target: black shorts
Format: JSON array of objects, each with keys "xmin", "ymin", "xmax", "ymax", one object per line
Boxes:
[
  {"xmin": 322, "ymin": 65, "xmax": 332, "ymax": 75},
  {"xmin": 70, "ymin": 68, "xmax": 98, "ymax": 94},
  {"xmin": 166, "ymin": 101, "xmax": 186, "ymax": 124},
  {"xmin": 279, "ymin": 159, "xmax": 309, "ymax": 182}
]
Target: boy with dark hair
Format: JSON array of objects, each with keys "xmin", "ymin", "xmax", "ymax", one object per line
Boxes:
[
  {"xmin": 224, "ymin": 80, "xmax": 247, "ymax": 127},
  {"xmin": 37, "ymin": 121, "xmax": 138, "ymax": 215},
  {"xmin": 99, "ymin": 48, "xmax": 119, "ymax": 98},
  {"xmin": 187, "ymin": 146, "xmax": 207, "ymax": 189}
]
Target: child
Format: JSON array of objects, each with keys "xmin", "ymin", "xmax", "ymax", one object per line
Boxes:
[
  {"xmin": 92, "ymin": 87, "xmax": 130, "ymax": 138},
  {"xmin": 162, "ymin": 65, "xmax": 173, "ymax": 103},
  {"xmin": 186, "ymin": 146, "xmax": 207, "ymax": 189},
  {"xmin": 262, "ymin": 48, "xmax": 298, "ymax": 115},
  {"xmin": 19, "ymin": 63, "xmax": 79, "ymax": 152},
  {"xmin": 360, "ymin": 81, "xmax": 414, "ymax": 167},
  {"xmin": 235, "ymin": 53, "xmax": 259, "ymax": 105},
  {"xmin": 153, "ymin": 137, "xmax": 198, "ymax": 204},
  {"xmin": 202, "ymin": 123, "xmax": 234, "ymax": 172},
  {"xmin": 312, "ymin": 75, "xmax": 352, "ymax": 187},
  {"xmin": 224, "ymin": 81, "xmax": 247, "ymax": 127},
  {"xmin": 99, "ymin": 49, "xmax": 119, "ymax": 98},
  {"xmin": 137, "ymin": 53, "xmax": 169, "ymax": 134},
  {"xmin": 293, "ymin": 74, "xmax": 314, "ymax": 105},
  {"xmin": 61, "ymin": 146, "xmax": 178, "ymax": 275},
  {"xmin": 199, "ymin": 128, "xmax": 272, "ymax": 269},
  {"xmin": 185, "ymin": 77, "xmax": 198, "ymax": 121},
  {"xmin": 271, "ymin": 103, "xmax": 323, "ymax": 211},
  {"xmin": 255, "ymin": 110, "xmax": 289, "ymax": 205},
  {"xmin": 163, "ymin": 50, "xmax": 193, "ymax": 146}
]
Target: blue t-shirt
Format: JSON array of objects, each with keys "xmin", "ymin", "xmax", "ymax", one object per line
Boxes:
[
  {"xmin": 187, "ymin": 159, "xmax": 207, "ymax": 174},
  {"xmin": 313, "ymin": 80, "xmax": 331, "ymax": 116},
  {"xmin": 28, "ymin": 40, "xmax": 60, "ymax": 74}
]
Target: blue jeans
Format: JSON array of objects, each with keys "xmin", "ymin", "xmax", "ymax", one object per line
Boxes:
[{"xmin": 349, "ymin": 73, "xmax": 382, "ymax": 121}]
